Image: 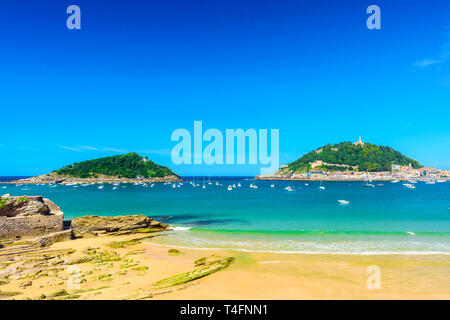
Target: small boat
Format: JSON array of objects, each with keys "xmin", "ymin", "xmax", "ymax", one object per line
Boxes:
[
  {"xmin": 391, "ymin": 180, "xmax": 400, "ymax": 183},
  {"xmin": 337, "ymin": 200, "xmax": 350, "ymax": 205},
  {"xmin": 284, "ymin": 186, "xmax": 294, "ymax": 192},
  {"xmin": 237, "ymin": 183, "xmax": 241, "ymax": 187},
  {"xmin": 270, "ymin": 184, "xmax": 275, "ymax": 188},
  {"xmin": 436, "ymin": 180, "xmax": 446, "ymax": 183},
  {"xmin": 227, "ymin": 185, "xmax": 232, "ymax": 191},
  {"xmin": 377, "ymin": 184, "xmax": 384, "ymax": 187},
  {"xmin": 98, "ymin": 186, "xmax": 104, "ymax": 189},
  {"xmin": 363, "ymin": 174, "xmax": 375, "ymax": 188},
  {"xmin": 406, "ymin": 231, "xmax": 415, "ymax": 235},
  {"xmin": 425, "ymin": 181, "xmax": 436, "ymax": 184},
  {"xmin": 304, "ymin": 183, "xmax": 309, "ymax": 186},
  {"xmin": 112, "ymin": 187, "xmax": 117, "ymax": 190},
  {"xmin": 319, "ymin": 180, "xmax": 325, "ymax": 190},
  {"xmin": 403, "ymin": 183, "xmax": 415, "ymax": 189}
]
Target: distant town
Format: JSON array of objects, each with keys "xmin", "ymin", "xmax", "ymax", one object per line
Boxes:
[{"xmin": 257, "ymin": 137, "xmax": 449, "ymax": 181}]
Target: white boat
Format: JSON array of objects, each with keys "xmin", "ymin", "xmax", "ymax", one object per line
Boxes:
[
  {"xmin": 112, "ymin": 187, "xmax": 117, "ymax": 190},
  {"xmin": 227, "ymin": 185, "xmax": 232, "ymax": 191},
  {"xmin": 391, "ymin": 180, "xmax": 400, "ymax": 183},
  {"xmin": 270, "ymin": 184, "xmax": 275, "ymax": 188},
  {"xmin": 304, "ymin": 183, "xmax": 309, "ymax": 186},
  {"xmin": 425, "ymin": 181, "xmax": 436, "ymax": 184},
  {"xmin": 98, "ymin": 186, "xmax": 104, "ymax": 189},
  {"xmin": 337, "ymin": 200, "xmax": 350, "ymax": 205},
  {"xmin": 284, "ymin": 186, "xmax": 294, "ymax": 192},
  {"xmin": 319, "ymin": 180, "xmax": 325, "ymax": 190},
  {"xmin": 363, "ymin": 174, "xmax": 375, "ymax": 188},
  {"xmin": 237, "ymin": 183, "xmax": 241, "ymax": 187},
  {"xmin": 403, "ymin": 183, "xmax": 415, "ymax": 189},
  {"xmin": 436, "ymin": 179, "xmax": 446, "ymax": 183}
]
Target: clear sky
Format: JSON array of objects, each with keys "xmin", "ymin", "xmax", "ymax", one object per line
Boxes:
[{"xmin": 1, "ymin": 0, "xmax": 449, "ymax": 176}]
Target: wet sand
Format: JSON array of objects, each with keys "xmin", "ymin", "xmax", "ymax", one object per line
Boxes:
[{"xmin": 1, "ymin": 234, "xmax": 449, "ymax": 300}]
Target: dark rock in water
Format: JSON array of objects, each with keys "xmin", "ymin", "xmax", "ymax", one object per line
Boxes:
[{"xmin": 71, "ymin": 215, "xmax": 167, "ymax": 237}]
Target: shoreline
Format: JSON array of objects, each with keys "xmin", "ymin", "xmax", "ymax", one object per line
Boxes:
[
  {"xmin": 255, "ymin": 176, "xmax": 450, "ymax": 181},
  {"xmin": 1, "ymin": 233, "xmax": 449, "ymax": 300},
  {"xmin": 1, "ymin": 177, "xmax": 183, "ymax": 185}
]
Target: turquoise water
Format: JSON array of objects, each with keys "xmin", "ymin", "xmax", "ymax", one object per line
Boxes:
[{"xmin": 2, "ymin": 178, "xmax": 450, "ymax": 254}]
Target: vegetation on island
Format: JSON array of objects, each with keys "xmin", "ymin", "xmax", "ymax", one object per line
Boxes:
[
  {"xmin": 284, "ymin": 142, "xmax": 421, "ymax": 173},
  {"xmin": 53, "ymin": 153, "xmax": 176, "ymax": 179}
]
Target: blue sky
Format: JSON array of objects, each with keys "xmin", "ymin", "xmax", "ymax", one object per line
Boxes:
[{"xmin": 1, "ymin": 0, "xmax": 449, "ymax": 176}]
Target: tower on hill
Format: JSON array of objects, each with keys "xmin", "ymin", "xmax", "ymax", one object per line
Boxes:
[{"xmin": 353, "ymin": 136, "xmax": 365, "ymax": 146}]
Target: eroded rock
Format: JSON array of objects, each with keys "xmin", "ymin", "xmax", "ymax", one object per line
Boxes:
[{"xmin": 71, "ymin": 215, "xmax": 167, "ymax": 238}]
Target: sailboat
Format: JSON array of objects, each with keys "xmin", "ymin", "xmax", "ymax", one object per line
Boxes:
[
  {"xmin": 208, "ymin": 176, "xmax": 212, "ymax": 185},
  {"xmin": 363, "ymin": 173, "xmax": 375, "ymax": 188},
  {"xmin": 202, "ymin": 177, "xmax": 206, "ymax": 189}
]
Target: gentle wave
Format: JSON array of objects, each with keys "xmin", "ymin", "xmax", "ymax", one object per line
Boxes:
[
  {"xmin": 172, "ymin": 226, "xmax": 192, "ymax": 231},
  {"xmin": 146, "ymin": 242, "xmax": 450, "ymax": 255},
  {"xmin": 187, "ymin": 228, "xmax": 450, "ymax": 237}
]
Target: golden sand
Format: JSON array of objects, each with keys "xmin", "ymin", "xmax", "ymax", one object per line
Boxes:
[{"xmin": 1, "ymin": 234, "xmax": 449, "ymax": 300}]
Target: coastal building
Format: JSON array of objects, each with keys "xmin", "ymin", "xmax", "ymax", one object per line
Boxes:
[{"xmin": 307, "ymin": 171, "xmax": 328, "ymax": 179}]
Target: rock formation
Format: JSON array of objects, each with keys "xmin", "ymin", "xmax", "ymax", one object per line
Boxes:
[
  {"xmin": 71, "ymin": 215, "xmax": 168, "ymax": 237},
  {"xmin": 0, "ymin": 195, "xmax": 64, "ymax": 239}
]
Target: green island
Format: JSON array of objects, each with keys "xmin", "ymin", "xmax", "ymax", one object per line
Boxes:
[
  {"xmin": 7, "ymin": 153, "xmax": 181, "ymax": 184},
  {"xmin": 283, "ymin": 141, "xmax": 421, "ymax": 174},
  {"xmin": 53, "ymin": 153, "xmax": 175, "ymax": 179}
]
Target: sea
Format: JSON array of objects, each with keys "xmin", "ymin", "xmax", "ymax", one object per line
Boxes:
[{"xmin": 1, "ymin": 176, "xmax": 450, "ymax": 255}]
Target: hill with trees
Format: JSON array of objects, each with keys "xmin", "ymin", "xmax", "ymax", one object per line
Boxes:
[
  {"xmin": 53, "ymin": 153, "xmax": 178, "ymax": 179},
  {"xmin": 280, "ymin": 141, "xmax": 421, "ymax": 174}
]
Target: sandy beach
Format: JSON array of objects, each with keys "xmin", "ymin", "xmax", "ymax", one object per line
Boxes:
[{"xmin": 1, "ymin": 233, "xmax": 449, "ymax": 300}]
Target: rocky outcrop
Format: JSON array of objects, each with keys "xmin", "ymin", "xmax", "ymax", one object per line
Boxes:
[
  {"xmin": 71, "ymin": 215, "xmax": 167, "ymax": 237},
  {"xmin": 0, "ymin": 195, "xmax": 62, "ymax": 217},
  {"xmin": 0, "ymin": 195, "xmax": 64, "ymax": 239}
]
